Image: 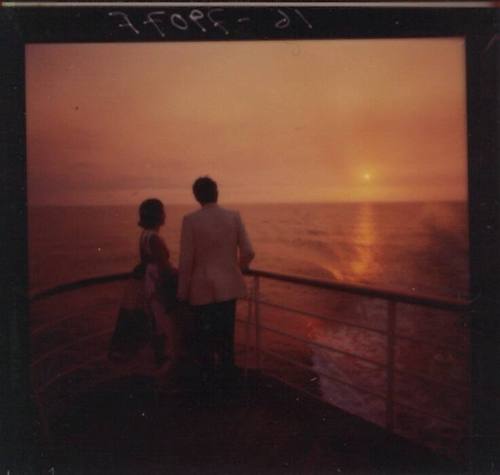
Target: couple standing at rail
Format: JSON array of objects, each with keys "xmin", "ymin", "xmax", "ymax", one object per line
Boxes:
[{"xmin": 135, "ymin": 176, "xmax": 255, "ymax": 385}]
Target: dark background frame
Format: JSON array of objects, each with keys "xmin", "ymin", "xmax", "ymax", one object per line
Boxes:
[{"xmin": 1, "ymin": 5, "xmax": 498, "ymax": 473}]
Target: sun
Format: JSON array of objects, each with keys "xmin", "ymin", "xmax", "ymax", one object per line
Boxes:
[{"xmin": 363, "ymin": 172, "xmax": 372, "ymax": 182}]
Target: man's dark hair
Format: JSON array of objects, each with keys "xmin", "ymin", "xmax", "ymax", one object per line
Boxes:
[
  {"xmin": 138, "ymin": 198, "xmax": 164, "ymax": 229},
  {"xmin": 192, "ymin": 176, "xmax": 218, "ymax": 205}
]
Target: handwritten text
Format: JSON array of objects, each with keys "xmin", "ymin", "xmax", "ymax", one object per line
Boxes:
[{"xmin": 108, "ymin": 9, "xmax": 313, "ymax": 38}]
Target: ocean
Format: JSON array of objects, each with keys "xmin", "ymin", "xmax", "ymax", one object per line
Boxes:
[
  {"xmin": 29, "ymin": 201, "xmax": 469, "ymax": 297},
  {"xmin": 29, "ymin": 201, "xmax": 470, "ymax": 459}
]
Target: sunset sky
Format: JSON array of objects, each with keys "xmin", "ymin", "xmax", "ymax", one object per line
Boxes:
[{"xmin": 26, "ymin": 39, "xmax": 467, "ymax": 206}]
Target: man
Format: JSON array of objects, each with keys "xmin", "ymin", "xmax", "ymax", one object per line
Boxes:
[{"xmin": 177, "ymin": 176, "xmax": 255, "ymax": 383}]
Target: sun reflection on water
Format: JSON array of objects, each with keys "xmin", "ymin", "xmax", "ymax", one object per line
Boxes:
[{"xmin": 349, "ymin": 203, "xmax": 377, "ymax": 282}]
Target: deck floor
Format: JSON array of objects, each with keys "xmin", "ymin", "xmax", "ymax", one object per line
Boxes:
[{"xmin": 40, "ymin": 366, "xmax": 461, "ymax": 474}]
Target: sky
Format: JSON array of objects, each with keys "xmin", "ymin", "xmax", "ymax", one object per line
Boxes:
[{"xmin": 26, "ymin": 39, "xmax": 467, "ymax": 206}]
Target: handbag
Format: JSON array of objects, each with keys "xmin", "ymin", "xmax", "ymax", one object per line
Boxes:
[{"xmin": 108, "ymin": 264, "xmax": 153, "ymax": 360}]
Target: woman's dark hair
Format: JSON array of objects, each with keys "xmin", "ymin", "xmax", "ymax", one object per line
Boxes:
[
  {"xmin": 192, "ymin": 176, "xmax": 218, "ymax": 205},
  {"xmin": 138, "ymin": 198, "xmax": 164, "ymax": 229}
]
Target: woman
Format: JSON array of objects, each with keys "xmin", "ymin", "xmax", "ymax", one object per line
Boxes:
[{"xmin": 138, "ymin": 198, "xmax": 179, "ymax": 368}]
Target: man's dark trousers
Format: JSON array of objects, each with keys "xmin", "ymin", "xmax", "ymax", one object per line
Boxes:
[{"xmin": 192, "ymin": 299, "xmax": 237, "ymax": 381}]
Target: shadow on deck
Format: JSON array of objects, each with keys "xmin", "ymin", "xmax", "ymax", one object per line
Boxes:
[{"xmin": 42, "ymin": 366, "xmax": 461, "ymax": 474}]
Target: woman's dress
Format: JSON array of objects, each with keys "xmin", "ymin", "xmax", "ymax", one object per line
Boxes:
[
  {"xmin": 108, "ymin": 230, "xmax": 178, "ymax": 367},
  {"xmin": 140, "ymin": 229, "xmax": 179, "ymax": 366}
]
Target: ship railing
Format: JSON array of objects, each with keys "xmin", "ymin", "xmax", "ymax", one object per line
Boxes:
[
  {"xmin": 29, "ymin": 268, "xmax": 471, "ymax": 444},
  {"xmin": 241, "ymin": 269, "xmax": 470, "ymax": 435}
]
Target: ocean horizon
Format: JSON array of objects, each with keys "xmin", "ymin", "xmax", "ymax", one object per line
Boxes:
[
  {"xmin": 29, "ymin": 201, "xmax": 469, "ymax": 297},
  {"xmin": 29, "ymin": 199, "xmax": 468, "ymax": 208}
]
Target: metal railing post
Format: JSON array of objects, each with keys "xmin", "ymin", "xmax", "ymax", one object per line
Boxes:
[
  {"xmin": 386, "ymin": 301, "xmax": 397, "ymax": 432},
  {"xmin": 254, "ymin": 275, "xmax": 262, "ymax": 371}
]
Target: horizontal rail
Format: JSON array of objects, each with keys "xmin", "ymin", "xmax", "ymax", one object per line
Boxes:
[
  {"xmin": 244, "ymin": 269, "xmax": 470, "ymax": 312},
  {"xmin": 258, "ymin": 298, "xmax": 467, "ymax": 354},
  {"xmin": 255, "ymin": 298, "xmax": 387, "ymax": 335},
  {"xmin": 263, "ymin": 348, "xmax": 386, "ymax": 399},
  {"xmin": 257, "ymin": 321, "xmax": 387, "ymax": 368},
  {"xmin": 31, "ymin": 328, "xmax": 114, "ymax": 368},
  {"xmin": 31, "ymin": 300, "xmax": 117, "ymax": 336},
  {"xmin": 30, "ymin": 269, "xmax": 470, "ymax": 312},
  {"xmin": 238, "ymin": 317, "xmax": 469, "ymax": 393},
  {"xmin": 30, "ymin": 272, "xmax": 131, "ymax": 302}
]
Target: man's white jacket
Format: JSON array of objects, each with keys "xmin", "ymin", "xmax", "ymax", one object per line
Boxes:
[{"xmin": 177, "ymin": 203, "xmax": 255, "ymax": 306}]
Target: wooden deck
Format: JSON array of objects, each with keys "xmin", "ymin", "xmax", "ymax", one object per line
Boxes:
[{"xmin": 40, "ymin": 366, "xmax": 461, "ymax": 474}]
